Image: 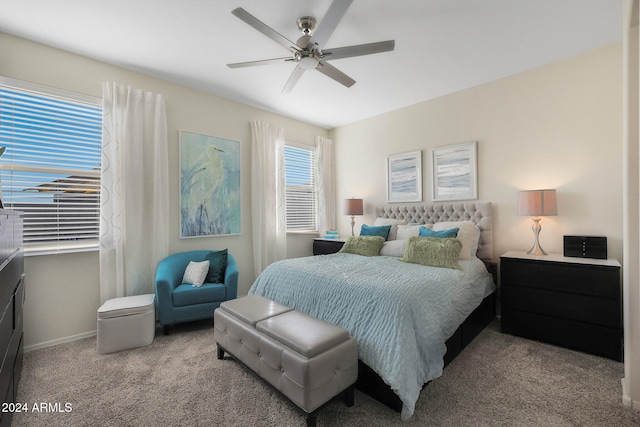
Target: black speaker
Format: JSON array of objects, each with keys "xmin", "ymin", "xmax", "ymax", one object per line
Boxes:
[{"xmin": 563, "ymin": 236, "xmax": 607, "ymax": 259}]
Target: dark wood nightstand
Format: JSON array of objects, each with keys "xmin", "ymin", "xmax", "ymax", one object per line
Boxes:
[
  {"xmin": 500, "ymin": 251, "xmax": 622, "ymax": 361},
  {"xmin": 312, "ymin": 238, "xmax": 346, "ymax": 255}
]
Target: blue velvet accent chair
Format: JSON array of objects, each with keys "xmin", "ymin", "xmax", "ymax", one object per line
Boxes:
[{"xmin": 155, "ymin": 250, "xmax": 238, "ymax": 334}]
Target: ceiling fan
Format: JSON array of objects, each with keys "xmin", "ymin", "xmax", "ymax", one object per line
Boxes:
[{"xmin": 227, "ymin": 0, "xmax": 395, "ymax": 93}]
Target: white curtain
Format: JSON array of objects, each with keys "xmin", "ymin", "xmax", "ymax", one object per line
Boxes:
[
  {"xmin": 100, "ymin": 82, "xmax": 169, "ymax": 303},
  {"xmin": 251, "ymin": 120, "xmax": 286, "ymax": 277},
  {"xmin": 315, "ymin": 136, "xmax": 336, "ymax": 235}
]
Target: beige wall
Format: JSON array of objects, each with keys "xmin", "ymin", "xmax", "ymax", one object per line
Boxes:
[
  {"xmin": 333, "ymin": 43, "xmax": 623, "ymax": 262},
  {"xmin": 0, "ymin": 32, "xmax": 326, "ymax": 349}
]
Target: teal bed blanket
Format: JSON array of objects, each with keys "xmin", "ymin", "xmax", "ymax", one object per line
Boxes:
[{"xmin": 249, "ymin": 253, "xmax": 495, "ymax": 419}]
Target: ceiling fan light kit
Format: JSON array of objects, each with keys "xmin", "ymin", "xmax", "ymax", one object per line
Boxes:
[{"xmin": 227, "ymin": 0, "xmax": 395, "ymax": 93}]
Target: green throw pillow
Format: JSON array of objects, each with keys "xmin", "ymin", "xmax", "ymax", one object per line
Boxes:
[
  {"xmin": 400, "ymin": 236, "xmax": 462, "ymax": 270},
  {"xmin": 203, "ymin": 249, "xmax": 228, "ymax": 283},
  {"xmin": 339, "ymin": 236, "xmax": 385, "ymax": 257}
]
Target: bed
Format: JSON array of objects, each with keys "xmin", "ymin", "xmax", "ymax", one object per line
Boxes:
[{"xmin": 248, "ymin": 202, "xmax": 495, "ymax": 419}]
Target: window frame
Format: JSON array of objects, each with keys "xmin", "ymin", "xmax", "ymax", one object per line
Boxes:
[
  {"xmin": 284, "ymin": 141, "xmax": 318, "ymax": 233},
  {"xmin": 0, "ymin": 76, "xmax": 102, "ymax": 256}
]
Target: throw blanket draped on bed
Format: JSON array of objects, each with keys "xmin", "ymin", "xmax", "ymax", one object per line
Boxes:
[{"xmin": 249, "ymin": 253, "xmax": 495, "ymax": 419}]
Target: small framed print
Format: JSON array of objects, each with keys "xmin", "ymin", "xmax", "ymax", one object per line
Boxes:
[
  {"xmin": 432, "ymin": 141, "xmax": 478, "ymax": 201},
  {"xmin": 387, "ymin": 150, "xmax": 422, "ymax": 203}
]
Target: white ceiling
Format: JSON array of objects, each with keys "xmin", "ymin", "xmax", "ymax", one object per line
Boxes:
[{"xmin": 0, "ymin": 0, "xmax": 623, "ymax": 129}]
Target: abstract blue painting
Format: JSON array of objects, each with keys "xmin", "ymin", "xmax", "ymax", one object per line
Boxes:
[
  {"xmin": 387, "ymin": 150, "xmax": 422, "ymax": 202},
  {"xmin": 180, "ymin": 131, "xmax": 240, "ymax": 237},
  {"xmin": 431, "ymin": 141, "xmax": 477, "ymax": 201}
]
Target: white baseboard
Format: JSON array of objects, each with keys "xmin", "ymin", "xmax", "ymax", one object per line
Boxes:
[
  {"xmin": 23, "ymin": 296, "xmax": 252, "ymax": 354},
  {"xmin": 622, "ymin": 378, "xmax": 640, "ymax": 410},
  {"xmin": 622, "ymin": 395, "xmax": 640, "ymax": 409},
  {"xmin": 24, "ymin": 330, "xmax": 97, "ymax": 353}
]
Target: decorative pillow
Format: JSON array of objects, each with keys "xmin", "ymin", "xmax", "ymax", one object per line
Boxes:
[
  {"xmin": 182, "ymin": 260, "xmax": 210, "ymax": 287},
  {"xmin": 419, "ymin": 226, "xmax": 459, "ymax": 238},
  {"xmin": 339, "ymin": 235, "xmax": 385, "ymax": 257},
  {"xmin": 360, "ymin": 224, "xmax": 392, "ymax": 240},
  {"xmin": 203, "ymin": 249, "xmax": 228, "ymax": 283},
  {"xmin": 396, "ymin": 224, "xmax": 424, "ymax": 240},
  {"xmin": 380, "ymin": 239, "xmax": 408, "ymax": 257},
  {"xmin": 432, "ymin": 221, "xmax": 477, "ymax": 260},
  {"xmin": 373, "ymin": 217, "xmax": 407, "ymax": 240},
  {"xmin": 400, "ymin": 237, "xmax": 462, "ymax": 270}
]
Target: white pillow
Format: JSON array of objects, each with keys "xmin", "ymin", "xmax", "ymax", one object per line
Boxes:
[
  {"xmin": 432, "ymin": 221, "xmax": 476, "ymax": 260},
  {"xmin": 396, "ymin": 224, "xmax": 426, "ymax": 240},
  {"xmin": 380, "ymin": 239, "xmax": 408, "ymax": 257},
  {"xmin": 182, "ymin": 260, "xmax": 210, "ymax": 287},
  {"xmin": 374, "ymin": 217, "xmax": 407, "ymax": 240},
  {"xmin": 472, "ymin": 226, "xmax": 481, "ymax": 257}
]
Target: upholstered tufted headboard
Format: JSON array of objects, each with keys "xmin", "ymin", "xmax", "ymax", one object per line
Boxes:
[{"xmin": 376, "ymin": 202, "xmax": 493, "ymax": 261}]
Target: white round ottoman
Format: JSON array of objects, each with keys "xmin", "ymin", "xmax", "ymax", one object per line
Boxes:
[{"xmin": 97, "ymin": 294, "xmax": 156, "ymax": 354}]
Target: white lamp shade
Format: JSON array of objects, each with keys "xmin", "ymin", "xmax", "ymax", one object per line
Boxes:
[{"xmin": 518, "ymin": 189, "xmax": 557, "ymax": 217}]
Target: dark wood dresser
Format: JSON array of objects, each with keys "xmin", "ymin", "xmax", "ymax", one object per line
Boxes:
[
  {"xmin": 0, "ymin": 210, "xmax": 24, "ymax": 426},
  {"xmin": 500, "ymin": 251, "xmax": 622, "ymax": 361}
]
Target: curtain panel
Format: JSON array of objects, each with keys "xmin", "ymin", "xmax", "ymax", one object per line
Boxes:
[
  {"xmin": 315, "ymin": 136, "xmax": 336, "ymax": 235},
  {"xmin": 100, "ymin": 82, "xmax": 169, "ymax": 302},
  {"xmin": 250, "ymin": 121, "xmax": 286, "ymax": 277}
]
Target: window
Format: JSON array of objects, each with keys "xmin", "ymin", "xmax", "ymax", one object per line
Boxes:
[
  {"xmin": 284, "ymin": 143, "xmax": 317, "ymax": 231},
  {"xmin": 0, "ymin": 77, "xmax": 102, "ymax": 254}
]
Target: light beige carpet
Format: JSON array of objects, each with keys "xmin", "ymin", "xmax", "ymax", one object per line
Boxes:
[{"xmin": 12, "ymin": 321, "xmax": 640, "ymax": 426}]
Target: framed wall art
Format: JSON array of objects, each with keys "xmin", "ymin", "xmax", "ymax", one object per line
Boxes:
[
  {"xmin": 386, "ymin": 150, "xmax": 422, "ymax": 203},
  {"xmin": 179, "ymin": 130, "xmax": 241, "ymax": 237},
  {"xmin": 431, "ymin": 141, "xmax": 478, "ymax": 201}
]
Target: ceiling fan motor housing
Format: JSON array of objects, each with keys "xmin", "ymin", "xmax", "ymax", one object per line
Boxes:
[
  {"xmin": 297, "ymin": 16, "xmax": 316, "ymax": 34},
  {"xmin": 296, "ymin": 34, "xmax": 313, "ymax": 49}
]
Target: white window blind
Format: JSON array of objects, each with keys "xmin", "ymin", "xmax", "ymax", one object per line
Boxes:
[
  {"xmin": 284, "ymin": 143, "xmax": 317, "ymax": 231},
  {"xmin": 0, "ymin": 77, "xmax": 102, "ymax": 254}
]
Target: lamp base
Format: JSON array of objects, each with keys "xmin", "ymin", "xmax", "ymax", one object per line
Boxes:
[
  {"xmin": 350, "ymin": 216, "xmax": 356, "ymax": 236},
  {"xmin": 527, "ymin": 217, "xmax": 548, "ymax": 256},
  {"xmin": 526, "ymin": 244, "xmax": 548, "ymax": 256}
]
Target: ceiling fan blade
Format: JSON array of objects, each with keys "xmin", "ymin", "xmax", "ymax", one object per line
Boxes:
[
  {"xmin": 231, "ymin": 8, "xmax": 300, "ymax": 52},
  {"xmin": 316, "ymin": 60, "xmax": 355, "ymax": 88},
  {"xmin": 227, "ymin": 57, "xmax": 292, "ymax": 68},
  {"xmin": 308, "ymin": 0, "xmax": 354, "ymax": 49},
  {"xmin": 282, "ymin": 66, "xmax": 306, "ymax": 94},
  {"xmin": 323, "ymin": 40, "xmax": 395, "ymax": 61}
]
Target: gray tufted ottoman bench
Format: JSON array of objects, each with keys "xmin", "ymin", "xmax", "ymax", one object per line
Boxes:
[{"xmin": 213, "ymin": 295, "xmax": 358, "ymax": 427}]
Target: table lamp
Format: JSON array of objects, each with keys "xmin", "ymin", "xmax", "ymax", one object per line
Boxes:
[
  {"xmin": 518, "ymin": 189, "xmax": 557, "ymax": 256},
  {"xmin": 344, "ymin": 198, "xmax": 363, "ymax": 236}
]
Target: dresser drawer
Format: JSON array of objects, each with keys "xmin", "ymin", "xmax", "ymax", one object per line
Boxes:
[
  {"xmin": 0, "ymin": 299, "xmax": 13, "ymax": 357},
  {"xmin": 14, "ymin": 277, "xmax": 24, "ymax": 330},
  {"xmin": 501, "ymin": 258, "xmax": 620, "ymax": 299},
  {"xmin": 0, "ymin": 252, "xmax": 23, "ymax": 309},
  {"xmin": 502, "ymin": 308, "xmax": 622, "ymax": 361},
  {"xmin": 6, "ymin": 323, "xmax": 21, "ymax": 402},
  {"xmin": 0, "ymin": 298, "xmax": 14, "ymax": 405},
  {"xmin": 502, "ymin": 285, "xmax": 621, "ymax": 328},
  {"xmin": 12, "ymin": 334, "xmax": 23, "ymax": 402}
]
